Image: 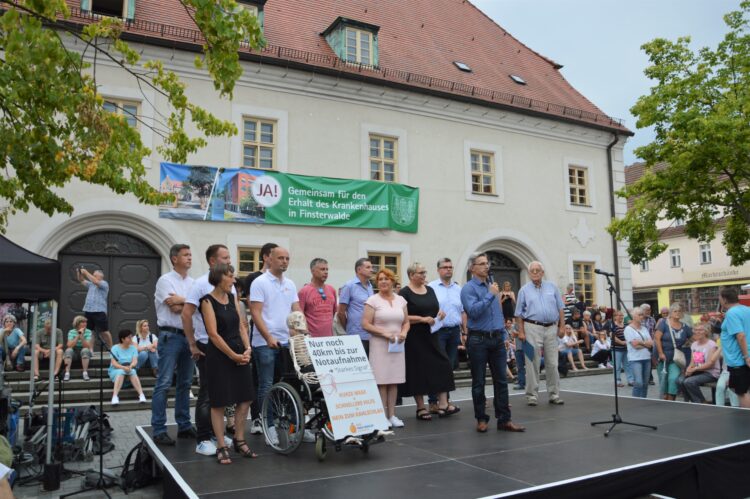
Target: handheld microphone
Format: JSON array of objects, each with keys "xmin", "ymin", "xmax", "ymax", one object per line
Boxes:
[{"xmin": 594, "ymin": 269, "xmax": 615, "ymax": 277}]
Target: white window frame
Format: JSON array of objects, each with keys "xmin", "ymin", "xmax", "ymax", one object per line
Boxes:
[
  {"xmin": 231, "ymin": 104, "xmax": 288, "ymax": 172},
  {"xmin": 227, "ymin": 234, "xmax": 290, "ymax": 277},
  {"xmin": 463, "ymin": 140, "xmax": 504, "ymax": 204},
  {"xmin": 699, "ymin": 244, "xmax": 712, "ymax": 265},
  {"xmin": 567, "ymin": 253, "xmax": 602, "ymax": 305},
  {"xmin": 562, "ymin": 157, "xmax": 597, "ymax": 213},
  {"xmin": 98, "ymin": 84, "xmax": 154, "ymax": 169},
  {"xmin": 358, "ymin": 240, "xmax": 410, "ymax": 282},
  {"xmin": 344, "ymin": 27, "xmax": 374, "ymax": 66},
  {"xmin": 669, "ymin": 249, "xmax": 681, "ymax": 268},
  {"xmin": 361, "ymin": 124, "xmax": 408, "ymax": 184},
  {"xmin": 639, "ymin": 260, "xmax": 649, "ymax": 272}
]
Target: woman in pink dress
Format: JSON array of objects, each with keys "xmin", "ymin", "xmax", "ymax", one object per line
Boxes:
[{"xmin": 362, "ymin": 268, "xmax": 410, "ymax": 428}]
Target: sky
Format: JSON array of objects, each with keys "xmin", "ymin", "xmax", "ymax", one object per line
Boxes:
[{"xmin": 472, "ymin": 0, "xmax": 743, "ymax": 165}]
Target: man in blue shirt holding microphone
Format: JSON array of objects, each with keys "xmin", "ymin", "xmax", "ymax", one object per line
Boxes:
[{"xmin": 461, "ymin": 252, "xmax": 525, "ymax": 434}]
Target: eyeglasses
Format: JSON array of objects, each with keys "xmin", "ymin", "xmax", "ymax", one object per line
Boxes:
[
  {"xmin": 473, "ymin": 262, "xmax": 489, "ymax": 267},
  {"xmin": 415, "ymin": 271, "xmax": 427, "ymax": 275},
  {"xmin": 317, "ymin": 288, "xmax": 327, "ymax": 301},
  {"xmin": 439, "ymin": 266, "xmax": 453, "ymax": 270},
  {"xmin": 529, "ymin": 269, "xmax": 544, "ymax": 274}
]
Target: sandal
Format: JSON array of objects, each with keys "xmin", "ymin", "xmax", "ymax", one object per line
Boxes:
[
  {"xmin": 232, "ymin": 439, "xmax": 257, "ymax": 458},
  {"xmin": 416, "ymin": 408, "xmax": 432, "ymax": 421},
  {"xmin": 216, "ymin": 446, "xmax": 232, "ymax": 465},
  {"xmin": 437, "ymin": 404, "xmax": 461, "ymax": 418}
]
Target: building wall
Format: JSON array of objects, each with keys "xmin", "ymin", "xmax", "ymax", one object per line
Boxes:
[{"xmin": 6, "ymin": 41, "xmax": 631, "ymax": 305}]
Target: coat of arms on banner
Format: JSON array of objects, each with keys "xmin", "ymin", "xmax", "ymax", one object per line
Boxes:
[{"xmin": 391, "ymin": 194, "xmax": 416, "ymax": 226}]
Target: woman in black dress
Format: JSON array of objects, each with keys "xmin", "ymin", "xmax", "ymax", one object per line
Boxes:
[
  {"xmin": 500, "ymin": 281, "xmax": 516, "ymax": 319},
  {"xmin": 200, "ymin": 264, "xmax": 256, "ymax": 464},
  {"xmin": 399, "ymin": 262, "xmax": 458, "ymax": 420}
]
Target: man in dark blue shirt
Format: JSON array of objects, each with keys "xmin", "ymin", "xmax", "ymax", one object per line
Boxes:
[{"xmin": 460, "ymin": 252, "xmax": 525, "ymax": 433}]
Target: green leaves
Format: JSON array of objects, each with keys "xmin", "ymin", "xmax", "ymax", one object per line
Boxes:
[
  {"xmin": 0, "ymin": 1, "xmax": 264, "ymax": 231},
  {"xmin": 609, "ymin": 1, "xmax": 750, "ymax": 265}
]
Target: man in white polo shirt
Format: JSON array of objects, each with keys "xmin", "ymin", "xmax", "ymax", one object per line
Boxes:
[
  {"xmin": 151, "ymin": 244, "xmax": 194, "ymax": 446},
  {"xmin": 182, "ymin": 244, "xmax": 246, "ymax": 456},
  {"xmin": 250, "ymin": 246, "xmax": 300, "ymax": 445}
]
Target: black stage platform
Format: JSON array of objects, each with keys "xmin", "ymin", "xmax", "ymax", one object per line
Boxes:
[{"xmin": 137, "ymin": 391, "xmax": 750, "ymax": 499}]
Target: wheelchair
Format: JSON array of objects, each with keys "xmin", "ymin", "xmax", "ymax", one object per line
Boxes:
[{"xmin": 260, "ymin": 313, "xmax": 386, "ymax": 461}]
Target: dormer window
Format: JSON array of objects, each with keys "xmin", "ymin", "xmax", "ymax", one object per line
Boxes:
[
  {"xmin": 80, "ymin": 0, "xmax": 135, "ymax": 20},
  {"xmin": 237, "ymin": 0, "xmax": 266, "ymax": 32},
  {"xmin": 510, "ymin": 74, "xmax": 527, "ymax": 85},
  {"xmin": 323, "ymin": 17, "xmax": 380, "ymax": 67}
]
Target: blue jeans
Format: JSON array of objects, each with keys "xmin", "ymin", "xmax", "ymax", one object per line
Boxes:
[
  {"xmin": 137, "ymin": 350, "xmax": 159, "ymax": 370},
  {"xmin": 254, "ymin": 345, "xmax": 283, "ymax": 420},
  {"xmin": 0, "ymin": 344, "xmax": 26, "ymax": 367},
  {"xmin": 613, "ymin": 349, "xmax": 633, "ymax": 384},
  {"xmin": 428, "ymin": 326, "xmax": 460, "ymax": 404},
  {"xmin": 630, "ymin": 359, "xmax": 650, "ymax": 398},
  {"xmin": 716, "ymin": 371, "xmax": 740, "ymax": 407},
  {"xmin": 515, "ymin": 347, "xmax": 526, "ymax": 387},
  {"xmin": 151, "ymin": 331, "xmax": 194, "ymax": 436},
  {"xmin": 467, "ymin": 334, "xmax": 510, "ymax": 424}
]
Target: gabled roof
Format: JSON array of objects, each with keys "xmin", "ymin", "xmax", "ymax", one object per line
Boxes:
[{"xmin": 63, "ymin": 0, "xmax": 631, "ymax": 134}]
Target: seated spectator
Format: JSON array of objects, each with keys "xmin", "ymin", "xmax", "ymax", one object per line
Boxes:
[
  {"xmin": 562, "ymin": 324, "xmax": 588, "ymax": 371},
  {"xmin": 109, "ymin": 329, "xmax": 146, "ymax": 405},
  {"xmin": 592, "ymin": 311, "xmax": 606, "ymax": 332},
  {"xmin": 63, "ymin": 315, "xmax": 92, "ymax": 381},
  {"xmin": 590, "ymin": 331, "xmax": 612, "ymax": 368},
  {"xmin": 556, "ymin": 327, "xmax": 569, "ymax": 377},
  {"xmin": 566, "ymin": 308, "xmax": 590, "ymax": 352},
  {"xmin": 1, "ymin": 314, "xmax": 27, "ymax": 372},
  {"xmin": 34, "ymin": 319, "xmax": 64, "ymax": 380},
  {"xmin": 582, "ymin": 310, "xmax": 596, "ymax": 349},
  {"xmin": 134, "ymin": 319, "xmax": 158, "ymax": 376},
  {"xmin": 679, "ymin": 323, "xmax": 720, "ymax": 404}
]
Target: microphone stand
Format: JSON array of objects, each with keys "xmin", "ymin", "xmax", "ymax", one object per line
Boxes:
[
  {"xmin": 61, "ymin": 330, "xmax": 113, "ymax": 498},
  {"xmin": 590, "ymin": 272, "xmax": 657, "ymax": 436}
]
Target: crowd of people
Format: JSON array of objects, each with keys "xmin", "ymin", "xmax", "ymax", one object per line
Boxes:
[{"xmin": 3, "ymin": 243, "xmax": 749, "ymax": 467}]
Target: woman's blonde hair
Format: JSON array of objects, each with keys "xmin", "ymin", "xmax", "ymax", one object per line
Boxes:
[
  {"xmin": 136, "ymin": 319, "xmax": 150, "ymax": 336},
  {"xmin": 73, "ymin": 315, "xmax": 87, "ymax": 328}
]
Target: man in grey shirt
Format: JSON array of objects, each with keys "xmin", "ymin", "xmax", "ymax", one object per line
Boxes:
[{"xmin": 78, "ymin": 267, "xmax": 112, "ymax": 348}]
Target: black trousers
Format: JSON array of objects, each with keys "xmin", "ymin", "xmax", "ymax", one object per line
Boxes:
[{"xmin": 195, "ymin": 342, "xmax": 211, "ymax": 443}]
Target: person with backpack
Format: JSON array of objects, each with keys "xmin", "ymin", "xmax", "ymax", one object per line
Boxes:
[{"xmin": 135, "ymin": 319, "xmax": 159, "ymax": 377}]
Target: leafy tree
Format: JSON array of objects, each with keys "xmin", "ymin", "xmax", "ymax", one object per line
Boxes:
[
  {"xmin": 608, "ymin": 1, "xmax": 750, "ymax": 266},
  {"xmin": 0, "ymin": 0, "xmax": 264, "ymax": 230}
]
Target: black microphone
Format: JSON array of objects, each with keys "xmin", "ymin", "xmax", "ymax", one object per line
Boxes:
[{"xmin": 594, "ymin": 269, "xmax": 615, "ymax": 277}]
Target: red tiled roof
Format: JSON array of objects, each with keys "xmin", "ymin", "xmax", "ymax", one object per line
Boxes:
[{"xmin": 62, "ymin": 0, "xmax": 630, "ymax": 133}]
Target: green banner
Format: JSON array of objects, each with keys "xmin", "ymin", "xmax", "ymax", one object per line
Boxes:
[{"xmin": 159, "ymin": 163, "xmax": 419, "ymax": 233}]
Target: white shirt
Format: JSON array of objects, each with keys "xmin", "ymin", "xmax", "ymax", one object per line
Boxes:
[
  {"xmin": 624, "ymin": 325, "xmax": 652, "ymax": 361},
  {"xmin": 186, "ymin": 273, "xmax": 238, "ymax": 344},
  {"xmin": 250, "ymin": 272, "xmax": 298, "ymax": 347},
  {"xmin": 154, "ymin": 270, "xmax": 194, "ymax": 330}
]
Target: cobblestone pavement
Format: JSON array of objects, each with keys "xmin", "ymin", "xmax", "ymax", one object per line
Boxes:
[{"xmin": 14, "ymin": 369, "xmax": 689, "ymax": 498}]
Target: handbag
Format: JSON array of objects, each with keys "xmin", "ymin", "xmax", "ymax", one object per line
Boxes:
[{"xmin": 668, "ymin": 325, "xmax": 687, "ymax": 369}]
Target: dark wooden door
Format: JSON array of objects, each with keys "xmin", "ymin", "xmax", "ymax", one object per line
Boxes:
[{"xmin": 58, "ymin": 232, "xmax": 160, "ymax": 337}]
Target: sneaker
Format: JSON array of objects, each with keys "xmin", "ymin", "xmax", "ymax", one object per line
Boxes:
[
  {"xmin": 195, "ymin": 440, "xmax": 217, "ymax": 456},
  {"xmin": 606, "ymin": 362, "xmax": 613, "ymax": 368},
  {"xmin": 153, "ymin": 432, "xmax": 176, "ymax": 446},
  {"xmin": 513, "ymin": 384, "xmax": 525, "ymax": 390},
  {"xmin": 389, "ymin": 416, "xmax": 405, "ymax": 428},
  {"xmin": 265, "ymin": 426, "xmax": 279, "ymax": 446},
  {"xmin": 63, "ymin": 371, "xmax": 70, "ymax": 382},
  {"xmin": 138, "ymin": 393, "xmax": 147, "ymax": 403},
  {"xmin": 15, "ymin": 365, "xmax": 24, "ymax": 372},
  {"xmin": 111, "ymin": 395, "xmax": 119, "ymax": 405},
  {"xmin": 249, "ymin": 418, "xmax": 263, "ymax": 435},
  {"xmin": 211, "ymin": 435, "xmax": 232, "ymax": 447},
  {"xmin": 527, "ymin": 399, "xmax": 538, "ymax": 406},
  {"xmin": 303, "ymin": 429, "xmax": 316, "ymax": 443},
  {"xmin": 598, "ymin": 363, "xmax": 606, "ymax": 368},
  {"xmin": 189, "ymin": 390, "xmax": 195, "ymax": 400},
  {"xmin": 82, "ymin": 371, "xmax": 90, "ymax": 381},
  {"xmin": 549, "ymin": 397, "xmax": 565, "ymax": 405}
]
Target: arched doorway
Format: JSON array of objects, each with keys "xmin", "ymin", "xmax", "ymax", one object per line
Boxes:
[
  {"xmin": 487, "ymin": 251, "xmax": 521, "ymax": 292},
  {"xmin": 59, "ymin": 232, "xmax": 160, "ymax": 335},
  {"xmin": 465, "ymin": 251, "xmax": 521, "ymax": 292}
]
